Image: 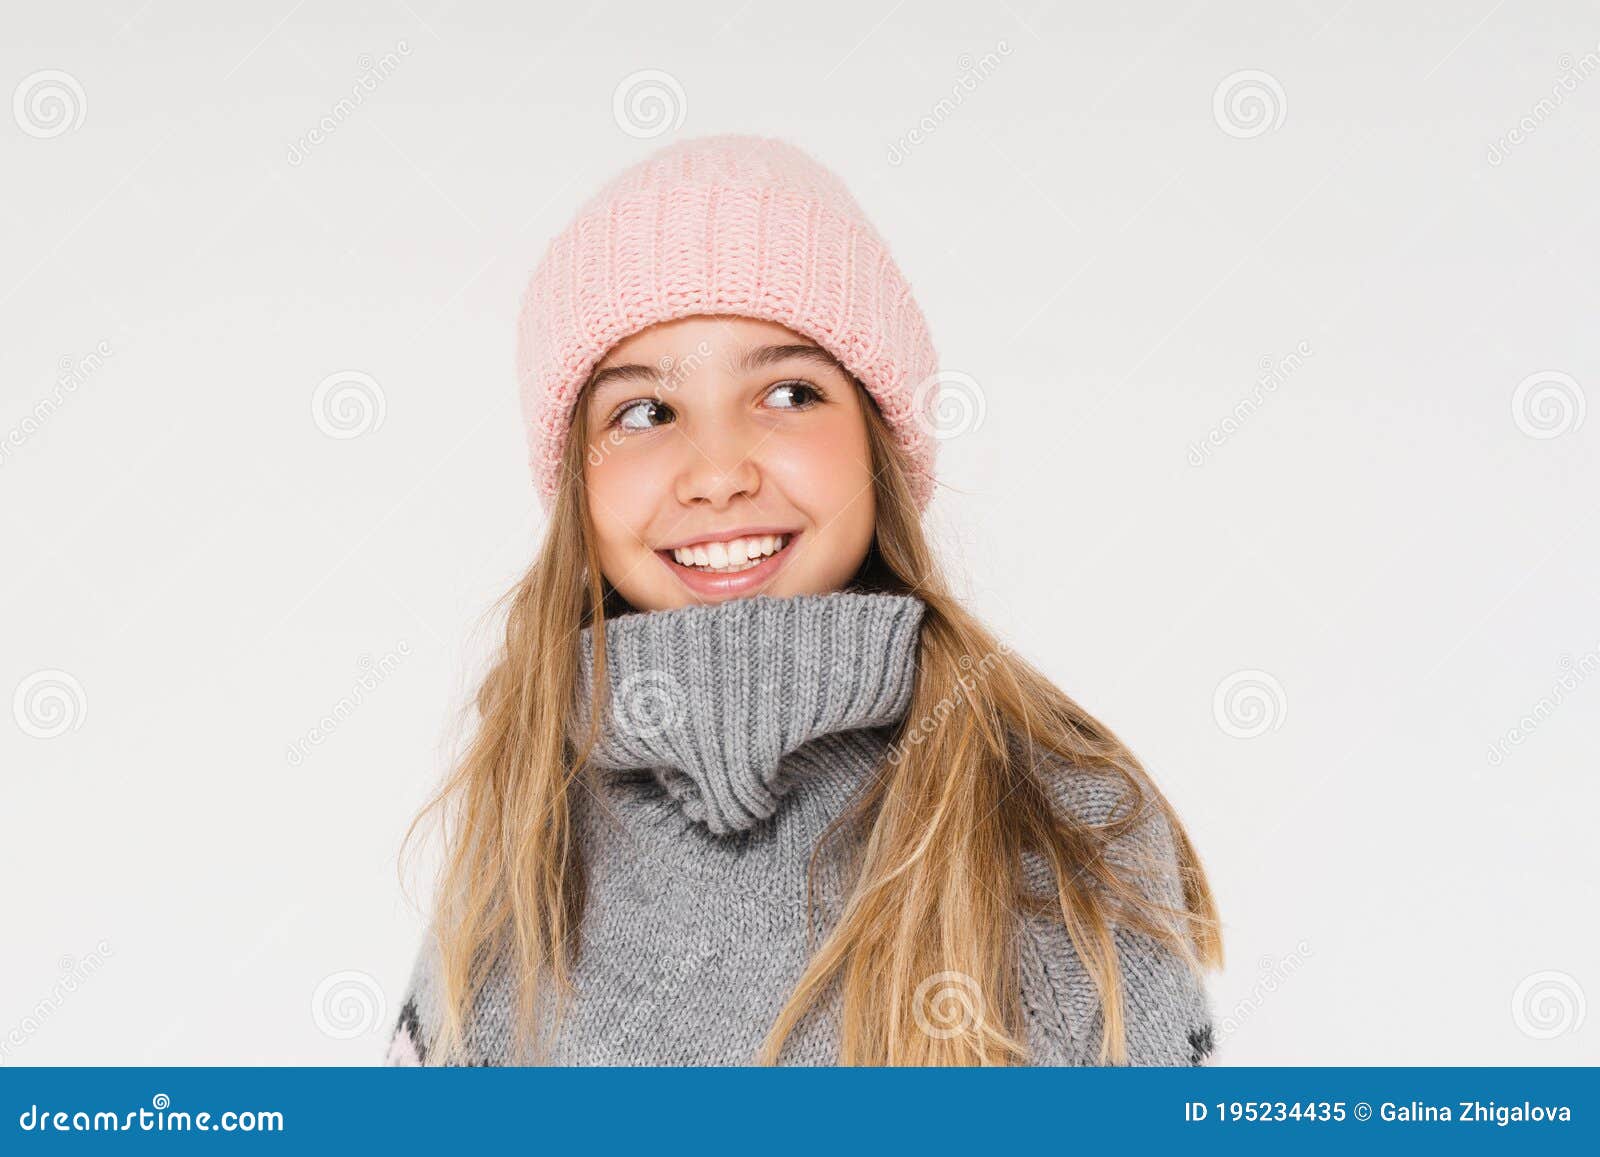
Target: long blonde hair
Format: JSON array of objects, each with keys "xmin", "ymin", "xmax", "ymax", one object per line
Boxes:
[{"xmin": 400, "ymin": 381, "xmax": 1223, "ymax": 1066}]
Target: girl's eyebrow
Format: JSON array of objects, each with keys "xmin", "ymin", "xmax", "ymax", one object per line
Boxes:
[
  {"xmin": 732, "ymin": 343, "xmax": 846, "ymax": 376},
  {"xmin": 585, "ymin": 343, "xmax": 846, "ymax": 398}
]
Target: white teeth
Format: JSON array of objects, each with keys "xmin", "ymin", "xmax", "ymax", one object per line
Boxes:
[{"xmin": 670, "ymin": 534, "xmax": 790, "ymax": 573}]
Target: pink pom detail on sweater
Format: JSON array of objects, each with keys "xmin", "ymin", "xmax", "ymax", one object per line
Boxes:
[{"xmin": 385, "ymin": 1023, "xmax": 422, "ymax": 1066}]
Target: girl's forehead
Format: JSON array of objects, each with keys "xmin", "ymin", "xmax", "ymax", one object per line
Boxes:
[{"xmin": 598, "ymin": 314, "xmax": 809, "ymax": 363}]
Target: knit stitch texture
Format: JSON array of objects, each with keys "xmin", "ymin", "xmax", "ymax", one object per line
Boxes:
[
  {"xmin": 386, "ymin": 590, "xmax": 1215, "ymax": 1066},
  {"xmin": 514, "ymin": 134, "xmax": 941, "ymax": 512}
]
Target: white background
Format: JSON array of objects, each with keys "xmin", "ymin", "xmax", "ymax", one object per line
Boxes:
[{"xmin": 3, "ymin": 1, "xmax": 1596, "ymax": 1065}]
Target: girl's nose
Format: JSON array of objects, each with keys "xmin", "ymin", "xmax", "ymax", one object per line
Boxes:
[{"xmin": 674, "ymin": 433, "xmax": 762, "ymax": 508}]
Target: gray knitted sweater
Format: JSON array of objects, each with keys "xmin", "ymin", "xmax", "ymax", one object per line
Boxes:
[{"xmin": 386, "ymin": 590, "xmax": 1215, "ymax": 1066}]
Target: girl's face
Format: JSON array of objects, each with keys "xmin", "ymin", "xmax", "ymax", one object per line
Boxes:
[{"xmin": 580, "ymin": 314, "xmax": 877, "ymax": 611}]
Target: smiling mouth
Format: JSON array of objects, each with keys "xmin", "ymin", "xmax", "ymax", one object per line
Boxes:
[{"xmin": 659, "ymin": 532, "xmax": 794, "ymax": 575}]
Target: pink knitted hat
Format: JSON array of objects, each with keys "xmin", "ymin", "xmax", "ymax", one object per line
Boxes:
[{"xmin": 514, "ymin": 133, "xmax": 940, "ymax": 511}]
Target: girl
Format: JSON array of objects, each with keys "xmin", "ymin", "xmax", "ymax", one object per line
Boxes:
[{"xmin": 386, "ymin": 133, "xmax": 1222, "ymax": 1067}]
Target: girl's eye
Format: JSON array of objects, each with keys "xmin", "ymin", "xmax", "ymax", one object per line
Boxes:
[
  {"xmin": 612, "ymin": 398, "xmax": 674, "ymax": 432},
  {"xmin": 765, "ymin": 380, "xmax": 823, "ymax": 409}
]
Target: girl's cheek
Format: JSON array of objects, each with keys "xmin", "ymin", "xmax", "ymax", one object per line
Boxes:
[
  {"xmin": 586, "ymin": 444, "xmax": 662, "ymax": 549},
  {"xmin": 761, "ymin": 433, "xmax": 875, "ymax": 581},
  {"xmin": 766, "ymin": 423, "xmax": 873, "ymax": 512}
]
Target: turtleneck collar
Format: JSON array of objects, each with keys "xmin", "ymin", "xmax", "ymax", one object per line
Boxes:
[{"xmin": 574, "ymin": 590, "xmax": 926, "ymax": 836}]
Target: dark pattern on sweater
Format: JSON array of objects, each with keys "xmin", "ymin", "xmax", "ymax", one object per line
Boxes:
[{"xmin": 394, "ymin": 997, "xmax": 427, "ymax": 1065}]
